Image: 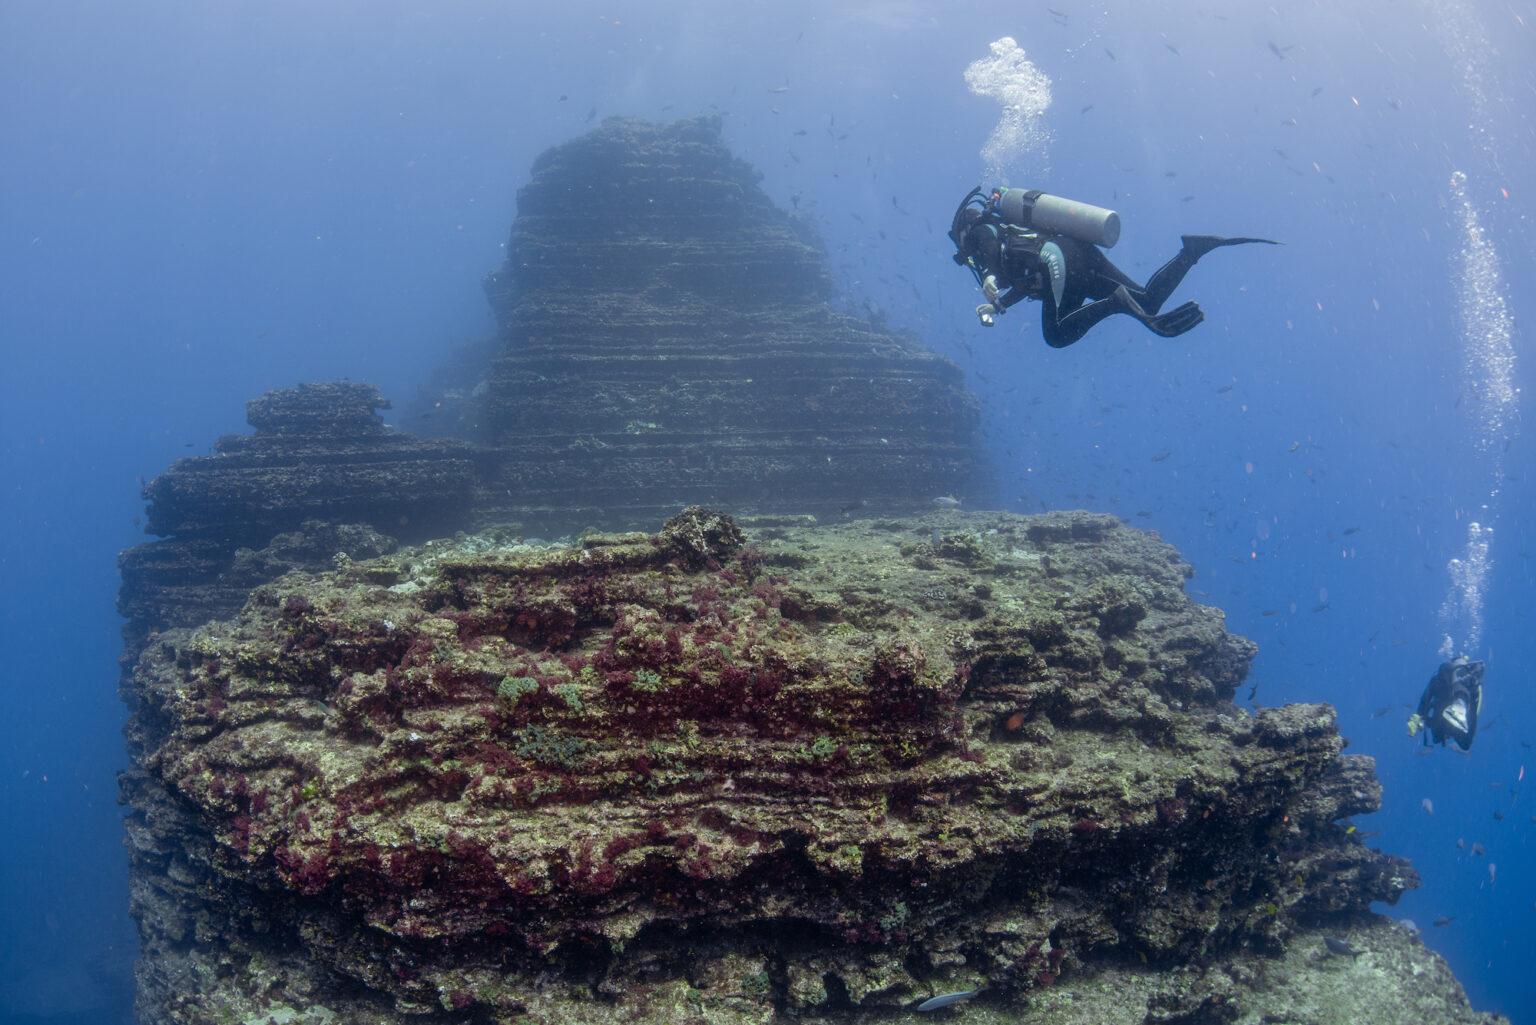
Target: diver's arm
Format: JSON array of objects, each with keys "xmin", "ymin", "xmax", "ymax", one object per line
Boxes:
[
  {"xmin": 1416, "ymin": 666, "xmax": 1448, "ymax": 721},
  {"xmin": 995, "ymin": 286, "xmax": 1031, "ymax": 311},
  {"xmin": 1415, "ymin": 683, "xmax": 1435, "ymax": 722}
]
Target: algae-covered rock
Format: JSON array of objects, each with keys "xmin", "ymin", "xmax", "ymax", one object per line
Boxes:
[{"xmin": 120, "ymin": 509, "xmax": 1499, "ymax": 1024}]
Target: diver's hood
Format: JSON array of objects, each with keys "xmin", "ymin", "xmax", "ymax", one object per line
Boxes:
[
  {"xmin": 1450, "ymin": 658, "xmax": 1484, "ymax": 691},
  {"xmin": 948, "ymin": 185, "xmax": 986, "ymax": 258}
]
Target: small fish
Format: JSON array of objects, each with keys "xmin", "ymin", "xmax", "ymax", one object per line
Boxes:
[
  {"xmin": 1341, "ymin": 526, "xmax": 1360, "ymax": 535},
  {"xmin": 1216, "ymin": 383, "xmax": 1235, "ymax": 393},
  {"xmin": 1080, "ymin": 104, "xmax": 1094, "ymax": 114},
  {"xmin": 917, "ymin": 989, "xmax": 983, "ymax": 1012},
  {"xmin": 1324, "ymin": 937, "xmax": 1361, "ymax": 958},
  {"xmin": 838, "ymin": 499, "xmax": 867, "ymax": 515},
  {"xmin": 1288, "ymin": 441, "xmax": 1301, "ymax": 452},
  {"xmin": 584, "ymin": 105, "xmax": 597, "ymax": 123},
  {"xmin": 1457, "ymin": 838, "xmax": 1466, "ymax": 850},
  {"xmin": 1181, "ymin": 195, "xmax": 1196, "ymax": 202},
  {"xmin": 1371, "ymin": 705, "xmax": 1393, "ymax": 719},
  {"xmin": 793, "ymin": 129, "xmax": 807, "ymax": 136},
  {"xmin": 557, "ymin": 94, "xmax": 568, "ymax": 102},
  {"xmin": 1471, "ymin": 842, "xmax": 1485, "ymax": 856},
  {"xmin": 1421, "ymin": 798, "xmax": 1434, "ymax": 815},
  {"xmin": 1164, "ymin": 42, "xmax": 1181, "ymax": 55},
  {"xmin": 1311, "ymin": 85, "xmax": 1324, "ymax": 97},
  {"xmin": 1262, "ymin": 609, "xmax": 1280, "ymax": 617},
  {"xmin": 1268, "ymin": 40, "xmax": 1289, "ymax": 60},
  {"xmin": 769, "ymin": 85, "xmax": 790, "ymax": 93},
  {"xmin": 1493, "ymin": 810, "xmax": 1505, "ymax": 821},
  {"xmin": 1150, "ymin": 450, "xmax": 1172, "ymax": 462},
  {"xmin": 1433, "ymin": 915, "xmax": 1455, "ymax": 927},
  {"xmin": 1489, "ymin": 863, "xmax": 1497, "ymax": 885},
  {"xmin": 932, "ymin": 495, "xmax": 962, "ymax": 509}
]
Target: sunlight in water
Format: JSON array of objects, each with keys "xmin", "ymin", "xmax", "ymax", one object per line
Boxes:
[{"xmin": 963, "ymin": 36, "xmax": 1052, "ymax": 187}]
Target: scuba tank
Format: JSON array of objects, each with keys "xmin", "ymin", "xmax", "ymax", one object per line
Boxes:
[{"xmin": 995, "ymin": 188, "xmax": 1121, "ymax": 248}]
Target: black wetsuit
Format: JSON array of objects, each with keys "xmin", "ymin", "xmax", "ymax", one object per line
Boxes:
[
  {"xmin": 952, "ymin": 189, "xmax": 1273, "ymax": 347},
  {"xmin": 1415, "ymin": 658, "xmax": 1483, "ymax": 751}
]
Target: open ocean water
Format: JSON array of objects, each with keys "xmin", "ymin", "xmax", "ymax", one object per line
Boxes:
[{"xmin": 2, "ymin": 2, "xmax": 1531, "ymax": 1022}]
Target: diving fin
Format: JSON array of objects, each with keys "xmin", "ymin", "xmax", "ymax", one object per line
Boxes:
[
  {"xmin": 1145, "ymin": 299, "xmax": 1205, "ymax": 337},
  {"xmin": 1180, "ymin": 234, "xmax": 1281, "ymax": 261}
]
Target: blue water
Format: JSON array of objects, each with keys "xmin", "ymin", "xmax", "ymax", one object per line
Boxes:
[{"xmin": 2, "ymin": 3, "xmax": 1531, "ymax": 1022}]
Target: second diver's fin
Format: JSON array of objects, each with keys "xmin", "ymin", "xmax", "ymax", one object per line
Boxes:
[
  {"xmin": 1179, "ymin": 234, "xmax": 1281, "ymax": 261},
  {"xmin": 1145, "ymin": 299, "xmax": 1205, "ymax": 337}
]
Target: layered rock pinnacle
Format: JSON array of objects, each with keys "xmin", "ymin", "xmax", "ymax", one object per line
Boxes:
[{"xmin": 470, "ymin": 116, "xmax": 984, "ymax": 526}]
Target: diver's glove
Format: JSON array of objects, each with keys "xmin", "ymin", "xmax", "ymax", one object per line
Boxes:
[
  {"xmin": 1406, "ymin": 712, "xmax": 1424, "ymax": 738},
  {"xmin": 982, "ymin": 274, "xmax": 1001, "ymax": 305},
  {"xmin": 976, "ymin": 303, "xmax": 997, "ymax": 327}
]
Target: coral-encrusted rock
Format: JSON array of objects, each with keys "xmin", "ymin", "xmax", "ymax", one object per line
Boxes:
[{"xmin": 114, "ymin": 509, "xmax": 1494, "ymax": 1025}]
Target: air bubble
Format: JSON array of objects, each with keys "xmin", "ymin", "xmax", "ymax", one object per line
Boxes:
[{"xmin": 964, "ymin": 37, "xmax": 1053, "ymax": 185}]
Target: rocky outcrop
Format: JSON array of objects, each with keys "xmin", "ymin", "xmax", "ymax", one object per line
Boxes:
[
  {"xmin": 141, "ymin": 382, "xmax": 477, "ymax": 544},
  {"xmin": 118, "ymin": 383, "xmax": 477, "ymax": 652},
  {"xmin": 468, "ymin": 117, "xmax": 984, "ymax": 527},
  {"xmin": 117, "ymin": 509, "xmax": 1498, "ymax": 1025},
  {"xmin": 118, "ymin": 119, "xmax": 988, "ymax": 659}
]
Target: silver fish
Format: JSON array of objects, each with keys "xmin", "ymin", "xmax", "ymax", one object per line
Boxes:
[
  {"xmin": 917, "ymin": 988, "xmax": 982, "ymax": 1012},
  {"xmin": 932, "ymin": 495, "xmax": 962, "ymax": 508}
]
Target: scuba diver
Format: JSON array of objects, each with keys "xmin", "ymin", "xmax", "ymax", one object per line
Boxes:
[
  {"xmin": 1407, "ymin": 657, "xmax": 1484, "ymax": 751},
  {"xmin": 948, "ymin": 186, "xmax": 1278, "ymax": 348}
]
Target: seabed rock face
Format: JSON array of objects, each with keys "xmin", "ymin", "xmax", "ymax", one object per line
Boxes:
[{"xmin": 119, "ymin": 508, "xmax": 1504, "ymax": 1025}]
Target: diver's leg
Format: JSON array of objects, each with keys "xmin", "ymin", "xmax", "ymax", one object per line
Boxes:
[
  {"xmin": 1069, "ymin": 243, "xmax": 1144, "ymax": 300},
  {"xmin": 1140, "ymin": 235, "xmax": 1281, "ymax": 313},
  {"xmin": 1041, "ymin": 292, "xmax": 1124, "ymax": 348},
  {"xmin": 1043, "ymin": 285, "xmax": 1204, "ymax": 346}
]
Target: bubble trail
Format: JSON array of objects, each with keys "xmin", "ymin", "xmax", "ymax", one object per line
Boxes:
[
  {"xmin": 1430, "ymin": 0, "xmax": 1521, "ymax": 658},
  {"xmin": 963, "ymin": 37, "xmax": 1053, "ymax": 186}
]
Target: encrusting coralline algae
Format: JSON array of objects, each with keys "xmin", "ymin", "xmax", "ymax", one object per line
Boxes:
[{"xmin": 118, "ymin": 508, "xmax": 1501, "ymax": 1024}]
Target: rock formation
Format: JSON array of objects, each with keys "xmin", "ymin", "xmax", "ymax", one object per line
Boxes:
[
  {"xmin": 118, "ymin": 508, "xmax": 1504, "ymax": 1025},
  {"xmin": 119, "ymin": 382, "xmax": 477, "ymax": 651},
  {"xmin": 112, "ymin": 119, "xmax": 1502, "ymax": 1025},
  {"xmin": 467, "ymin": 116, "xmax": 984, "ymax": 526}
]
